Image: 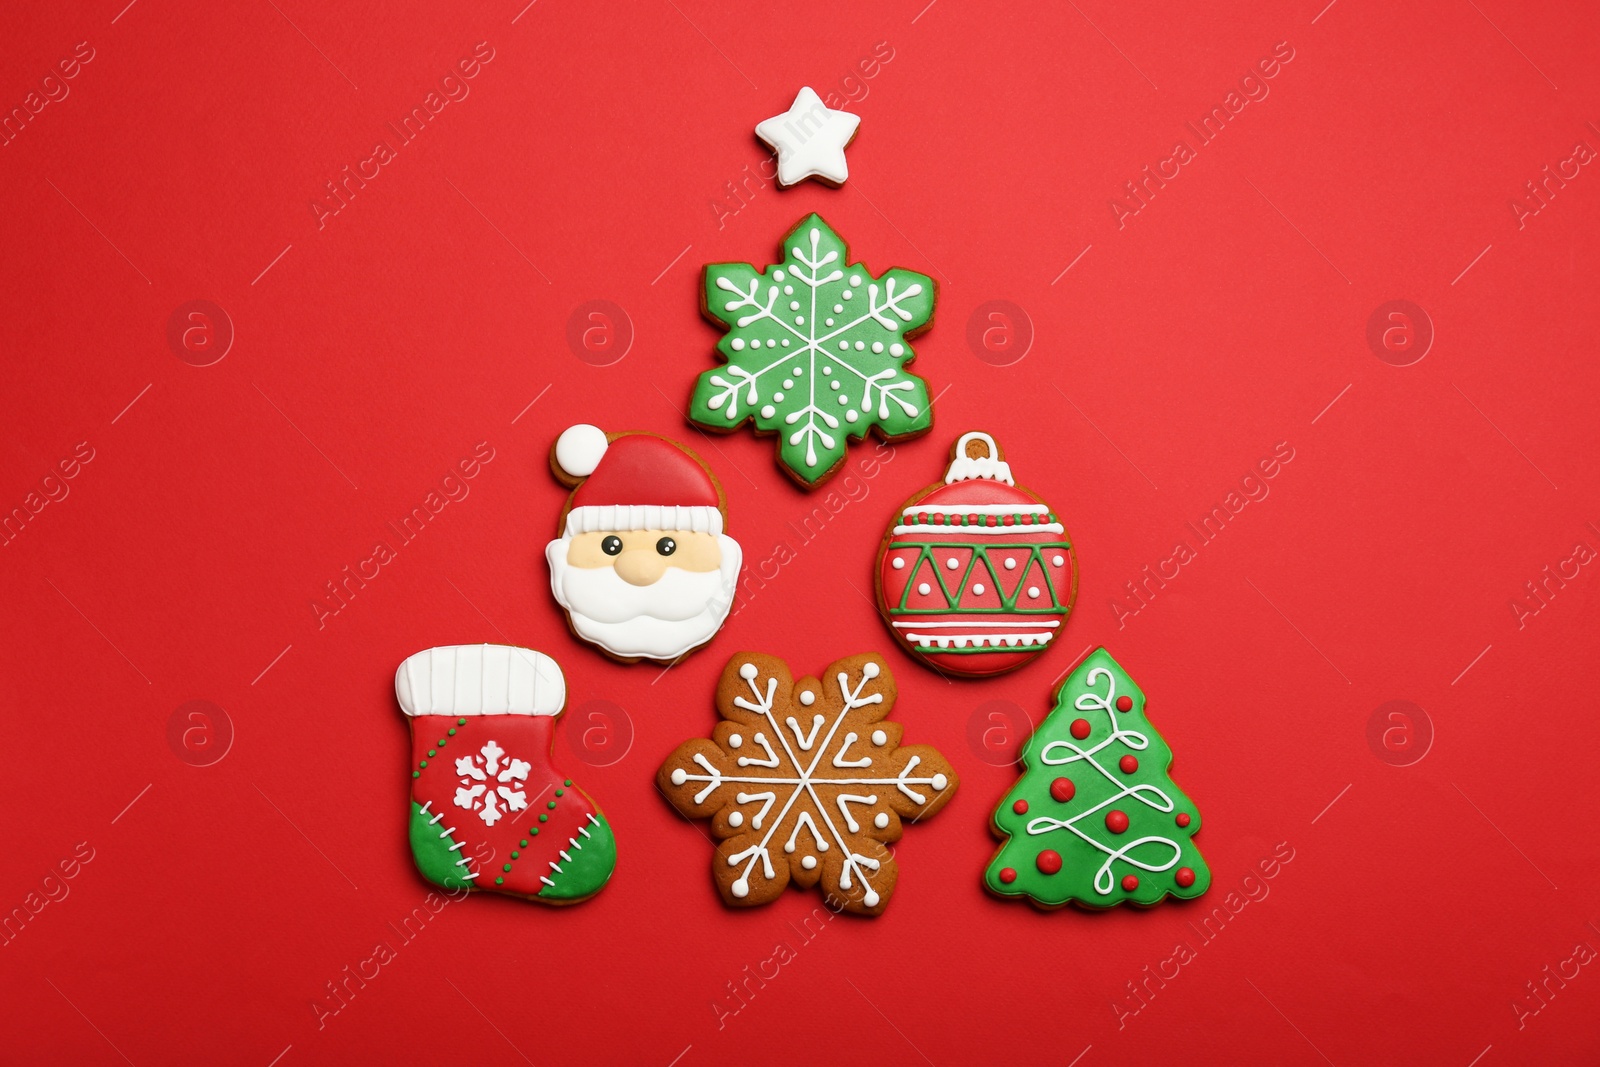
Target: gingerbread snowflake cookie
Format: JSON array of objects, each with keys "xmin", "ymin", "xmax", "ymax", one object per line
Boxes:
[
  {"xmin": 877, "ymin": 431, "xmax": 1077, "ymax": 677},
  {"xmin": 690, "ymin": 214, "xmax": 936, "ymax": 488},
  {"xmin": 657, "ymin": 652, "xmax": 958, "ymax": 915},
  {"xmin": 545, "ymin": 424, "xmax": 743, "ymax": 663},
  {"xmin": 396, "ymin": 645, "xmax": 617, "ymax": 905}
]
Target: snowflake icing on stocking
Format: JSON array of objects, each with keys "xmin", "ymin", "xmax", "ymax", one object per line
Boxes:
[
  {"xmin": 454, "ymin": 740, "xmax": 531, "ymax": 827},
  {"xmin": 691, "ymin": 215, "xmax": 935, "ymax": 485},
  {"xmin": 658, "ymin": 653, "xmax": 958, "ymax": 914}
]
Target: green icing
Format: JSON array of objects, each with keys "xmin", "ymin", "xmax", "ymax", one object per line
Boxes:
[
  {"xmin": 891, "ymin": 540, "xmax": 1074, "ymax": 614},
  {"xmin": 690, "ymin": 214, "xmax": 935, "ymax": 486},
  {"xmin": 985, "ymin": 648, "xmax": 1210, "ymax": 908},
  {"xmin": 538, "ymin": 813, "xmax": 618, "ymax": 901},
  {"xmin": 408, "ymin": 801, "xmax": 473, "ymax": 891}
]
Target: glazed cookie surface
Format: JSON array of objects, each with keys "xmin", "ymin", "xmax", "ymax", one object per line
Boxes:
[
  {"xmin": 877, "ymin": 431, "xmax": 1077, "ymax": 677},
  {"xmin": 755, "ymin": 86, "xmax": 860, "ymax": 187},
  {"xmin": 657, "ymin": 652, "xmax": 958, "ymax": 915},
  {"xmin": 690, "ymin": 214, "xmax": 936, "ymax": 488},
  {"xmin": 985, "ymin": 648, "xmax": 1209, "ymax": 909},
  {"xmin": 545, "ymin": 424, "xmax": 742, "ymax": 664},
  {"xmin": 396, "ymin": 644, "xmax": 617, "ymax": 905}
]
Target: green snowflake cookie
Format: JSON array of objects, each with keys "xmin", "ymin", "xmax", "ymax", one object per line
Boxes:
[{"xmin": 691, "ymin": 214, "xmax": 936, "ymax": 487}]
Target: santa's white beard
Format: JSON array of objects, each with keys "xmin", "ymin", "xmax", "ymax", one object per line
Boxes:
[{"xmin": 546, "ymin": 535, "xmax": 742, "ymax": 661}]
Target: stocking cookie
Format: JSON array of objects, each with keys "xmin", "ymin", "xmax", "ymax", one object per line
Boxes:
[
  {"xmin": 877, "ymin": 432, "xmax": 1077, "ymax": 677},
  {"xmin": 657, "ymin": 652, "xmax": 958, "ymax": 915},
  {"xmin": 545, "ymin": 425, "xmax": 742, "ymax": 663},
  {"xmin": 690, "ymin": 214, "xmax": 936, "ymax": 488},
  {"xmin": 985, "ymin": 648, "xmax": 1210, "ymax": 909},
  {"xmin": 396, "ymin": 644, "xmax": 616, "ymax": 904}
]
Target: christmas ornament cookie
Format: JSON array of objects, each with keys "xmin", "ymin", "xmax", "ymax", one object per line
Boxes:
[
  {"xmin": 690, "ymin": 214, "xmax": 936, "ymax": 488},
  {"xmin": 657, "ymin": 652, "xmax": 958, "ymax": 915},
  {"xmin": 545, "ymin": 425, "xmax": 743, "ymax": 663},
  {"xmin": 755, "ymin": 86, "xmax": 860, "ymax": 187},
  {"xmin": 396, "ymin": 645, "xmax": 617, "ymax": 905},
  {"xmin": 876, "ymin": 431, "xmax": 1077, "ymax": 677},
  {"xmin": 985, "ymin": 648, "xmax": 1209, "ymax": 909}
]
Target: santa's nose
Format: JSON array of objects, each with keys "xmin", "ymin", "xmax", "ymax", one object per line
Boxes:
[{"xmin": 614, "ymin": 550, "xmax": 669, "ymax": 586}]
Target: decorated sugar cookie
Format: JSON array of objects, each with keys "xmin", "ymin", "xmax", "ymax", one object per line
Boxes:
[
  {"xmin": 396, "ymin": 644, "xmax": 617, "ymax": 904},
  {"xmin": 985, "ymin": 648, "xmax": 1210, "ymax": 909},
  {"xmin": 545, "ymin": 425, "xmax": 743, "ymax": 663},
  {"xmin": 755, "ymin": 86, "xmax": 860, "ymax": 187},
  {"xmin": 876, "ymin": 431, "xmax": 1077, "ymax": 677},
  {"xmin": 690, "ymin": 214, "xmax": 936, "ymax": 488},
  {"xmin": 657, "ymin": 652, "xmax": 958, "ymax": 916}
]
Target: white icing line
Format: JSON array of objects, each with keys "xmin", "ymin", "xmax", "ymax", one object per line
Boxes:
[
  {"xmin": 892, "ymin": 620, "xmax": 1060, "ymax": 628},
  {"xmin": 891, "ymin": 523, "xmax": 1065, "ymax": 535},
  {"xmin": 906, "ymin": 632, "xmax": 1057, "ymax": 647},
  {"xmin": 901, "ymin": 504, "xmax": 1049, "ymax": 516}
]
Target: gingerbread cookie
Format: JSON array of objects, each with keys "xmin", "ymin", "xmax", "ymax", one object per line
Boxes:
[
  {"xmin": 985, "ymin": 648, "xmax": 1209, "ymax": 909},
  {"xmin": 545, "ymin": 424, "xmax": 743, "ymax": 663},
  {"xmin": 657, "ymin": 652, "xmax": 958, "ymax": 915},
  {"xmin": 876, "ymin": 431, "xmax": 1077, "ymax": 677},
  {"xmin": 396, "ymin": 644, "xmax": 617, "ymax": 905},
  {"xmin": 755, "ymin": 87, "xmax": 860, "ymax": 187},
  {"xmin": 689, "ymin": 214, "xmax": 936, "ymax": 488}
]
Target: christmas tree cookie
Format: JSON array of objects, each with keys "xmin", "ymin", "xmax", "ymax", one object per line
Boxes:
[
  {"xmin": 876, "ymin": 431, "xmax": 1077, "ymax": 677},
  {"xmin": 657, "ymin": 652, "xmax": 958, "ymax": 915},
  {"xmin": 396, "ymin": 645, "xmax": 616, "ymax": 904},
  {"xmin": 985, "ymin": 648, "xmax": 1209, "ymax": 909},
  {"xmin": 690, "ymin": 214, "xmax": 936, "ymax": 488}
]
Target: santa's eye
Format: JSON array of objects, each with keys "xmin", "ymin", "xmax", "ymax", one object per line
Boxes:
[
  {"xmin": 655, "ymin": 537, "xmax": 677, "ymax": 556},
  {"xmin": 601, "ymin": 536, "xmax": 623, "ymax": 555}
]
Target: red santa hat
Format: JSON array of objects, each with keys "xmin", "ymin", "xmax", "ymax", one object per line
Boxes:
[{"xmin": 553, "ymin": 424, "xmax": 724, "ymax": 538}]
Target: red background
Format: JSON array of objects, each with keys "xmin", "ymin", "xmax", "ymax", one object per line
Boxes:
[{"xmin": 4, "ymin": 0, "xmax": 1599, "ymax": 1063}]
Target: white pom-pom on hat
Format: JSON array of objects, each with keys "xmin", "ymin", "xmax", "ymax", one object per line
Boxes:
[{"xmin": 555, "ymin": 424, "xmax": 609, "ymax": 479}]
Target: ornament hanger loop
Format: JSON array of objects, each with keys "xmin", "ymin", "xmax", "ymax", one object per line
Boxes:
[{"xmin": 945, "ymin": 431, "xmax": 1014, "ymax": 485}]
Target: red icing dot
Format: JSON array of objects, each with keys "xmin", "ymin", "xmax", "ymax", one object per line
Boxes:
[
  {"xmin": 1002, "ymin": 515, "xmax": 1015, "ymax": 525},
  {"xmin": 1012, "ymin": 799, "xmax": 1029, "ymax": 815},
  {"xmin": 1119, "ymin": 755, "xmax": 1139, "ymax": 774},
  {"xmin": 1070, "ymin": 718, "xmax": 1091, "ymax": 739},
  {"xmin": 1036, "ymin": 850, "xmax": 1063, "ymax": 875},
  {"xmin": 1175, "ymin": 813, "xmax": 1192, "ymax": 828},
  {"xmin": 1105, "ymin": 810, "xmax": 1130, "ymax": 834},
  {"xmin": 1121, "ymin": 874, "xmax": 1140, "ymax": 891},
  {"xmin": 998, "ymin": 867, "xmax": 1017, "ymax": 884},
  {"xmin": 1049, "ymin": 777, "xmax": 1075, "ymax": 803},
  {"xmin": 1115, "ymin": 695, "xmax": 1133, "ymax": 712},
  {"xmin": 1175, "ymin": 867, "xmax": 1196, "ymax": 888}
]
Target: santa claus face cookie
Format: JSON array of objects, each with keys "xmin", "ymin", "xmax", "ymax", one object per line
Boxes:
[
  {"xmin": 545, "ymin": 425, "xmax": 743, "ymax": 663},
  {"xmin": 876, "ymin": 432, "xmax": 1077, "ymax": 677}
]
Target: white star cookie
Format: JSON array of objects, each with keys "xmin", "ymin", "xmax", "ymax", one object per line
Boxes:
[{"xmin": 755, "ymin": 86, "xmax": 861, "ymax": 188}]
